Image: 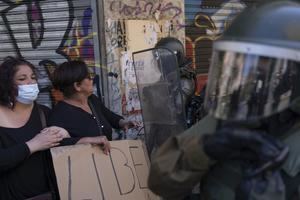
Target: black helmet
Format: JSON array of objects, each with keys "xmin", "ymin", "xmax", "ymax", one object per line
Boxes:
[
  {"xmin": 155, "ymin": 37, "xmax": 185, "ymax": 66},
  {"xmin": 204, "ymin": 1, "xmax": 300, "ymax": 121}
]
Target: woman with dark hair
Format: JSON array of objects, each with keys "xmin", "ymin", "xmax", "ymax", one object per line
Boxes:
[
  {"xmin": 0, "ymin": 56, "xmax": 69, "ymax": 199},
  {"xmin": 49, "ymin": 60, "xmax": 136, "ymax": 154}
]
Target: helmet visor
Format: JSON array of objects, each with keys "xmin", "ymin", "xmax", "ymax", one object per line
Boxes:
[{"xmin": 204, "ymin": 50, "xmax": 300, "ymax": 121}]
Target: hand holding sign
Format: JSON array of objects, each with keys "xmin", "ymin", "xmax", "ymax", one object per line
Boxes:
[{"xmin": 77, "ymin": 136, "xmax": 111, "ymax": 155}]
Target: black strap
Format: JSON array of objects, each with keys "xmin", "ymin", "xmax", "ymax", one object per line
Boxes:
[
  {"xmin": 88, "ymin": 99, "xmax": 103, "ymax": 135},
  {"xmin": 37, "ymin": 104, "xmax": 47, "ymax": 128},
  {"xmin": 36, "ymin": 103, "xmax": 58, "ymax": 200}
]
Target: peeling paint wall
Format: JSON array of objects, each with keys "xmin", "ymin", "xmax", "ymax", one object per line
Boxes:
[{"xmin": 102, "ymin": 0, "xmax": 185, "ymax": 139}]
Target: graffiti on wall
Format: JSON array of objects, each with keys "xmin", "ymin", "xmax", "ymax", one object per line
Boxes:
[
  {"xmin": 104, "ymin": 0, "xmax": 185, "ymax": 140},
  {"xmin": 105, "ymin": 19, "xmax": 127, "ymax": 50},
  {"xmin": 109, "ymin": 1, "xmax": 182, "ymax": 19},
  {"xmin": 185, "ymin": 0, "xmax": 246, "ymax": 73},
  {"xmin": 184, "ymin": 0, "xmax": 248, "ymax": 93},
  {"xmin": 0, "ymin": 0, "xmax": 99, "ymax": 107},
  {"xmin": 63, "ymin": 7, "xmax": 96, "ymax": 65},
  {"xmin": 105, "ymin": 19, "xmax": 126, "ymax": 117}
]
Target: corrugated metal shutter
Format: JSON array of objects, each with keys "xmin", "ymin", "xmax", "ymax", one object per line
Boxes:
[
  {"xmin": 185, "ymin": 0, "xmax": 259, "ymax": 75},
  {"xmin": 0, "ymin": 0, "xmax": 101, "ymax": 107}
]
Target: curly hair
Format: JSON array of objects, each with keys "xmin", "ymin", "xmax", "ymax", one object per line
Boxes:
[{"xmin": 0, "ymin": 56, "xmax": 36, "ymax": 108}]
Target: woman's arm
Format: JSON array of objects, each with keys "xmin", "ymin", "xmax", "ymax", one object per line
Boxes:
[
  {"xmin": 25, "ymin": 128, "xmax": 65, "ymax": 154},
  {"xmin": 0, "ymin": 128, "xmax": 64, "ymax": 174},
  {"xmin": 90, "ymin": 96, "xmax": 139, "ymax": 131},
  {"xmin": 90, "ymin": 95, "xmax": 123, "ymax": 129},
  {"xmin": 0, "ymin": 141, "xmax": 30, "ymax": 174},
  {"xmin": 118, "ymin": 119, "xmax": 140, "ymax": 131}
]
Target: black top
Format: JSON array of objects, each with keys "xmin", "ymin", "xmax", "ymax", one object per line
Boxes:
[
  {"xmin": 0, "ymin": 104, "xmax": 54, "ymax": 199},
  {"xmin": 49, "ymin": 94, "xmax": 123, "ymax": 143}
]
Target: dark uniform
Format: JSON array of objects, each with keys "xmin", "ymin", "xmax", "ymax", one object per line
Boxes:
[{"xmin": 148, "ymin": 1, "xmax": 300, "ymax": 200}]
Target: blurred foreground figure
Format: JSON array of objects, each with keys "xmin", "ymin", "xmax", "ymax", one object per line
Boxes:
[{"xmin": 148, "ymin": 1, "xmax": 300, "ymax": 200}]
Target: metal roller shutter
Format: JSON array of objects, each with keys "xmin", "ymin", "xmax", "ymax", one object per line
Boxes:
[
  {"xmin": 0, "ymin": 0, "xmax": 101, "ymax": 107},
  {"xmin": 185, "ymin": 0, "xmax": 259, "ymax": 75}
]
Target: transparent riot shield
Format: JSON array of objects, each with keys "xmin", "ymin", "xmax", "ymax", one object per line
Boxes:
[{"xmin": 133, "ymin": 48, "xmax": 187, "ymax": 156}]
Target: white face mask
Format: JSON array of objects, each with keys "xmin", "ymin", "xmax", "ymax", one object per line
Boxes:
[{"xmin": 16, "ymin": 83, "xmax": 39, "ymax": 104}]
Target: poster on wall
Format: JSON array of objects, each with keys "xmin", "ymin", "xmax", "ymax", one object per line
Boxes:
[
  {"xmin": 51, "ymin": 140, "xmax": 160, "ymax": 200},
  {"xmin": 120, "ymin": 51, "xmax": 141, "ymax": 114},
  {"xmin": 122, "ymin": 20, "xmax": 162, "ymax": 115}
]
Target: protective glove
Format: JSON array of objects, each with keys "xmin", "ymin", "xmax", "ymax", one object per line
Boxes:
[{"xmin": 203, "ymin": 127, "xmax": 287, "ymax": 165}]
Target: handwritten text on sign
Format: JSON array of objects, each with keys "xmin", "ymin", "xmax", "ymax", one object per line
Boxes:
[{"xmin": 51, "ymin": 140, "xmax": 160, "ymax": 200}]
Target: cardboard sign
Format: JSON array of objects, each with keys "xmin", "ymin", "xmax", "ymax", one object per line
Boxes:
[{"xmin": 51, "ymin": 140, "xmax": 160, "ymax": 200}]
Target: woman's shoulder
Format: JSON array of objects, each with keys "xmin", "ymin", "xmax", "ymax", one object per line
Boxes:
[
  {"xmin": 88, "ymin": 94, "xmax": 103, "ymax": 106},
  {"xmin": 48, "ymin": 101, "xmax": 76, "ymax": 124},
  {"xmin": 50, "ymin": 101, "xmax": 75, "ymax": 116},
  {"xmin": 89, "ymin": 94, "xmax": 102, "ymax": 102}
]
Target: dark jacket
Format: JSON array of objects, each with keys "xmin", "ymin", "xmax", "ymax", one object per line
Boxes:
[
  {"xmin": 148, "ymin": 114, "xmax": 300, "ymax": 200},
  {"xmin": 49, "ymin": 94, "xmax": 123, "ymax": 143}
]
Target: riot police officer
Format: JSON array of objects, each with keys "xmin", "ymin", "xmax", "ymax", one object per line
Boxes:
[
  {"xmin": 148, "ymin": 1, "xmax": 300, "ymax": 200},
  {"xmin": 155, "ymin": 37, "xmax": 207, "ymax": 127}
]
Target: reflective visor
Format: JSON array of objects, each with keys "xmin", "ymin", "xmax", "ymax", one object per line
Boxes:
[{"xmin": 205, "ymin": 48, "xmax": 300, "ymax": 121}]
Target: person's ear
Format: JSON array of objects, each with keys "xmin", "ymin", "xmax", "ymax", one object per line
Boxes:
[{"xmin": 73, "ymin": 82, "xmax": 81, "ymax": 92}]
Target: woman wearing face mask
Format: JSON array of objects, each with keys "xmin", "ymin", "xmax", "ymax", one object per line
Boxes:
[
  {"xmin": 49, "ymin": 60, "xmax": 138, "ymax": 154},
  {"xmin": 0, "ymin": 56, "xmax": 69, "ymax": 200}
]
